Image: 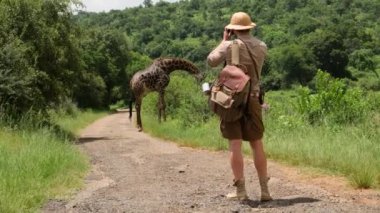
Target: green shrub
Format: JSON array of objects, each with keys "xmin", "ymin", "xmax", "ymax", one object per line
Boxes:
[
  {"xmin": 142, "ymin": 73, "xmax": 212, "ymax": 127},
  {"xmin": 296, "ymin": 70, "xmax": 369, "ymax": 125},
  {"xmin": 109, "ymin": 100, "xmax": 126, "ymax": 112},
  {"xmin": 52, "ymin": 98, "xmax": 80, "ymax": 117}
]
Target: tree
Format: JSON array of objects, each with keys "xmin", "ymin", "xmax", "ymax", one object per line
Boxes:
[
  {"xmin": 0, "ymin": 37, "xmax": 40, "ymax": 113},
  {"xmin": 73, "ymin": 0, "xmax": 380, "ymax": 92},
  {"xmin": 349, "ymin": 49, "xmax": 376, "ymax": 75},
  {"xmin": 0, "ymin": 0, "xmax": 83, "ymax": 115},
  {"xmin": 304, "ymin": 29, "xmax": 351, "ymax": 78},
  {"xmin": 79, "ymin": 28, "xmax": 131, "ymax": 107},
  {"xmin": 143, "ymin": 0, "xmax": 153, "ymax": 7},
  {"xmin": 269, "ymin": 44, "xmax": 316, "ymax": 87}
]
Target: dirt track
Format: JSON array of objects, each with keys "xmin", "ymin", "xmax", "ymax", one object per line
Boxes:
[{"xmin": 44, "ymin": 112, "xmax": 380, "ymax": 213}]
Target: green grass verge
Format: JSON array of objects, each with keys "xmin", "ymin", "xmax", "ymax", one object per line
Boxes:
[
  {"xmin": 0, "ymin": 110, "xmax": 107, "ymax": 213},
  {"xmin": 144, "ymin": 117, "xmax": 228, "ymax": 151},
  {"xmin": 51, "ymin": 109, "xmax": 107, "ymax": 135},
  {"xmin": 264, "ymin": 90, "xmax": 380, "ymax": 189},
  {"xmin": 265, "ymin": 118, "xmax": 379, "ymax": 189}
]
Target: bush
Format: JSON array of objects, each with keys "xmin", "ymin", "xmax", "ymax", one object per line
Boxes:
[
  {"xmin": 109, "ymin": 100, "xmax": 126, "ymax": 112},
  {"xmin": 142, "ymin": 73, "xmax": 212, "ymax": 127},
  {"xmin": 0, "ymin": 38, "xmax": 42, "ymax": 117},
  {"xmin": 296, "ymin": 70, "xmax": 369, "ymax": 125}
]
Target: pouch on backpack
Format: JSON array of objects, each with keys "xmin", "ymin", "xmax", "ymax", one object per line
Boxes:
[{"xmin": 209, "ymin": 64, "xmax": 250, "ymax": 122}]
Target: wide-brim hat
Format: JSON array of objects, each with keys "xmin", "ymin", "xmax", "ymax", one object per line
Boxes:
[{"xmin": 225, "ymin": 12, "xmax": 256, "ymax": 30}]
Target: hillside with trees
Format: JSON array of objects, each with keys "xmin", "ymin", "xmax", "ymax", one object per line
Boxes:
[
  {"xmin": 1, "ymin": 0, "xmax": 379, "ymax": 114},
  {"xmin": 75, "ymin": 0, "xmax": 380, "ymax": 91}
]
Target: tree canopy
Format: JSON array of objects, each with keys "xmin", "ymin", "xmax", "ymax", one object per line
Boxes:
[
  {"xmin": 1, "ymin": 0, "xmax": 379, "ymax": 116},
  {"xmin": 76, "ymin": 0, "xmax": 380, "ymax": 89}
]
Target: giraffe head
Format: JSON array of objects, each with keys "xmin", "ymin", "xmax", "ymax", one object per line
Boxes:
[{"xmin": 157, "ymin": 57, "xmax": 204, "ymax": 82}]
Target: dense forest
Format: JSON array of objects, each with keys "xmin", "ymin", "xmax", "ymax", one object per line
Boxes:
[{"xmin": 1, "ymin": 0, "xmax": 379, "ymax": 116}]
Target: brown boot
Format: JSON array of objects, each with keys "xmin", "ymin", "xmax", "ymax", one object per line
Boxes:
[
  {"xmin": 259, "ymin": 177, "xmax": 273, "ymax": 202},
  {"xmin": 226, "ymin": 179, "xmax": 249, "ymax": 200}
]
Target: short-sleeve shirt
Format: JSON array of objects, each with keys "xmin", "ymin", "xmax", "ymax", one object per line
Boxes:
[{"xmin": 207, "ymin": 34, "xmax": 267, "ymax": 93}]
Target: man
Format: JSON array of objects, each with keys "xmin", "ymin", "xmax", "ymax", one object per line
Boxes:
[{"xmin": 207, "ymin": 12, "xmax": 272, "ymax": 201}]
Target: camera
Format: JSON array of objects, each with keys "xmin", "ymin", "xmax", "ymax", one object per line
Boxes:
[
  {"xmin": 226, "ymin": 29, "xmax": 234, "ymax": 35},
  {"xmin": 202, "ymin": 82, "xmax": 211, "ymax": 95},
  {"xmin": 202, "ymin": 82, "xmax": 210, "ymax": 92}
]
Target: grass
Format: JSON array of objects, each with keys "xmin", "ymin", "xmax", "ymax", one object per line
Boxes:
[
  {"xmin": 144, "ymin": 116, "xmax": 228, "ymax": 151},
  {"xmin": 264, "ymin": 90, "xmax": 380, "ymax": 189},
  {"xmin": 0, "ymin": 110, "xmax": 107, "ymax": 213},
  {"xmin": 51, "ymin": 109, "xmax": 107, "ymax": 135},
  {"xmin": 265, "ymin": 119, "xmax": 379, "ymax": 189},
  {"xmin": 142, "ymin": 90, "xmax": 380, "ymax": 189}
]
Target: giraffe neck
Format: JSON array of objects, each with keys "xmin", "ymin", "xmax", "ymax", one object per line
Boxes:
[{"xmin": 156, "ymin": 58, "xmax": 200, "ymax": 76}]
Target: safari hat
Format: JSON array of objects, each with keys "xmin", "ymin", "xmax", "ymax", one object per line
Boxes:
[{"xmin": 225, "ymin": 12, "xmax": 256, "ymax": 30}]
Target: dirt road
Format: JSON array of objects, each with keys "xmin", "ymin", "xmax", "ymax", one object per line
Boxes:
[{"xmin": 44, "ymin": 112, "xmax": 380, "ymax": 212}]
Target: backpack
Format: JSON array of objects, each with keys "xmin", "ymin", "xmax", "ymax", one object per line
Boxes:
[
  {"xmin": 209, "ymin": 63, "xmax": 251, "ymax": 122},
  {"xmin": 209, "ymin": 38, "xmax": 265, "ymax": 122}
]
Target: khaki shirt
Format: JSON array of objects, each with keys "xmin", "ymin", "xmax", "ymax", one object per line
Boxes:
[{"xmin": 207, "ymin": 34, "xmax": 267, "ymax": 92}]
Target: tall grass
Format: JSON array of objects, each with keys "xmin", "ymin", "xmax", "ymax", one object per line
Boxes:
[
  {"xmin": 264, "ymin": 91, "xmax": 380, "ymax": 188},
  {"xmin": 0, "ymin": 109, "xmax": 106, "ymax": 212}
]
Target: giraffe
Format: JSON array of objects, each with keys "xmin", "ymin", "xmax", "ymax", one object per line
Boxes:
[{"xmin": 129, "ymin": 57, "xmax": 203, "ymax": 131}]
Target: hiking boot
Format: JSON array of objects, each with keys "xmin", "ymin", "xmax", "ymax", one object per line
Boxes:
[
  {"xmin": 226, "ymin": 179, "xmax": 249, "ymax": 200},
  {"xmin": 259, "ymin": 177, "xmax": 273, "ymax": 202}
]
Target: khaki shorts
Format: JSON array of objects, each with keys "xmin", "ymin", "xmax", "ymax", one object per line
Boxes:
[{"xmin": 220, "ymin": 97, "xmax": 264, "ymax": 141}]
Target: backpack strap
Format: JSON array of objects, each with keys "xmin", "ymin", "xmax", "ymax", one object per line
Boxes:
[
  {"xmin": 239, "ymin": 39, "xmax": 266, "ymax": 104},
  {"xmin": 238, "ymin": 39, "xmax": 261, "ymax": 82},
  {"xmin": 238, "ymin": 39, "xmax": 267, "ymax": 109},
  {"xmin": 231, "ymin": 39, "xmax": 252, "ymax": 111}
]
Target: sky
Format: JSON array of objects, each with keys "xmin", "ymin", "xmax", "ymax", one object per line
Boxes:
[{"xmin": 79, "ymin": 0, "xmax": 178, "ymax": 12}]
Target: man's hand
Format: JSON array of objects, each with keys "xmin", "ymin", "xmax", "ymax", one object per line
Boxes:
[{"xmin": 223, "ymin": 28, "xmax": 231, "ymax": 41}]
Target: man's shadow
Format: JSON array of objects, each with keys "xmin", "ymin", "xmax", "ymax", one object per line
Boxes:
[
  {"xmin": 77, "ymin": 136, "xmax": 110, "ymax": 144},
  {"xmin": 242, "ymin": 196, "xmax": 320, "ymax": 208}
]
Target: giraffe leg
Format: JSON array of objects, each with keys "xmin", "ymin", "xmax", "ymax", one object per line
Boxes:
[
  {"xmin": 157, "ymin": 102, "xmax": 161, "ymax": 123},
  {"xmin": 135, "ymin": 97, "xmax": 143, "ymax": 132},
  {"xmin": 158, "ymin": 90, "xmax": 166, "ymax": 122},
  {"xmin": 162, "ymin": 91, "xmax": 167, "ymax": 122},
  {"xmin": 157, "ymin": 94, "xmax": 162, "ymax": 123}
]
